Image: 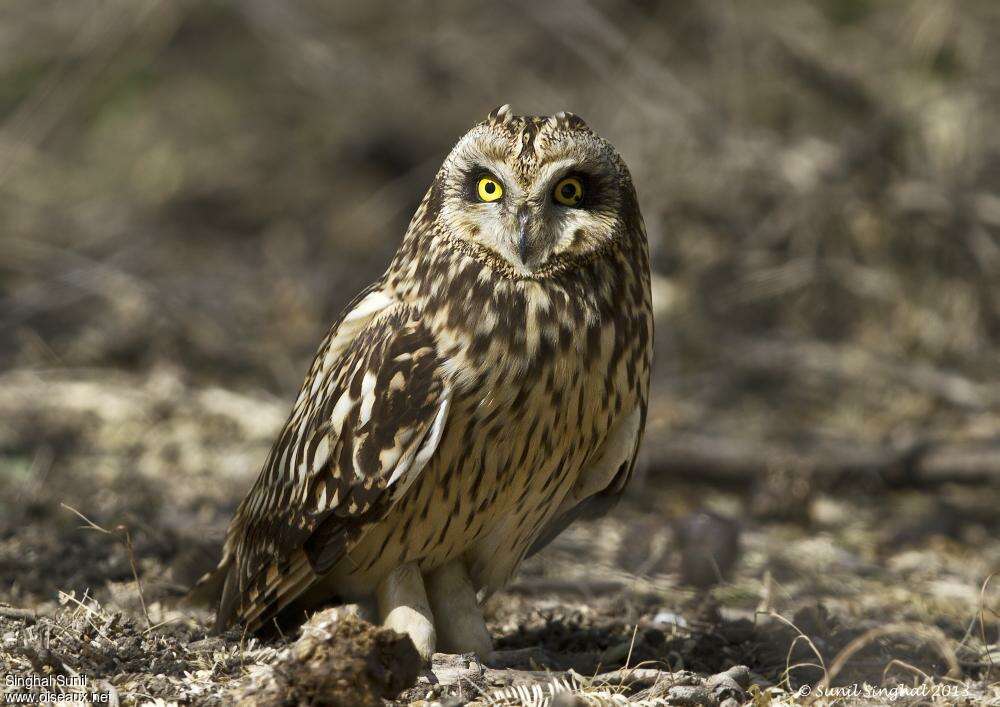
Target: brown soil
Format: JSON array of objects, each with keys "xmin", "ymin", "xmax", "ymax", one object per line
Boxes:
[{"xmin": 1, "ymin": 370, "xmax": 997, "ymax": 704}]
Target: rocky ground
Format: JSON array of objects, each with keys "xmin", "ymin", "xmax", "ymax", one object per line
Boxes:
[{"xmin": 1, "ymin": 369, "xmax": 997, "ymax": 705}]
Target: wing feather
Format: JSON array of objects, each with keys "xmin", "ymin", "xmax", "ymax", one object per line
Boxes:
[{"xmin": 206, "ymin": 286, "xmax": 451, "ymax": 633}]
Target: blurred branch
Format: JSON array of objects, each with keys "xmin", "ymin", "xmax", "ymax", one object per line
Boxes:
[
  {"xmin": 642, "ymin": 430, "xmax": 1000, "ymax": 488},
  {"xmin": 0, "ymin": 237, "xmax": 154, "ymax": 328},
  {"xmin": 772, "ymin": 34, "xmax": 878, "ymax": 118},
  {"xmin": 728, "ymin": 337, "xmax": 1000, "ymax": 411},
  {"xmin": 514, "ymin": 0, "xmax": 712, "ymax": 134}
]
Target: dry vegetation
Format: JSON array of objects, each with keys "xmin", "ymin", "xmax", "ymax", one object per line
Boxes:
[{"xmin": 1, "ymin": 1, "xmax": 999, "ymax": 705}]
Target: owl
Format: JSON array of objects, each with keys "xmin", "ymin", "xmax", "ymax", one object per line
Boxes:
[{"xmin": 204, "ymin": 105, "xmax": 652, "ymax": 661}]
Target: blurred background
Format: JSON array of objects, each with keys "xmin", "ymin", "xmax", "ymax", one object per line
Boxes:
[{"xmin": 1, "ymin": 0, "xmax": 998, "ymax": 701}]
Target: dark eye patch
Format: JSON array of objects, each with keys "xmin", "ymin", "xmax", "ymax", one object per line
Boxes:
[
  {"xmin": 464, "ymin": 166, "xmax": 501, "ymax": 202},
  {"xmin": 557, "ymin": 171, "xmax": 599, "ymax": 209}
]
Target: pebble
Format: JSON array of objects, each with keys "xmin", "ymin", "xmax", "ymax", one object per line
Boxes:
[
  {"xmin": 551, "ymin": 692, "xmax": 588, "ymax": 707},
  {"xmin": 667, "ymin": 683, "xmax": 714, "ymax": 705},
  {"xmin": 651, "ymin": 610, "xmax": 689, "ymax": 629},
  {"xmin": 675, "ymin": 511, "xmax": 741, "ymax": 588}
]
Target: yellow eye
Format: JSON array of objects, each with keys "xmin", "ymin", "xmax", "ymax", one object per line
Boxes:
[
  {"xmin": 553, "ymin": 176, "xmax": 584, "ymax": 206},
  {"xmin": 476, "ymin": 176, "xmax": 503, "ymax": 202}
]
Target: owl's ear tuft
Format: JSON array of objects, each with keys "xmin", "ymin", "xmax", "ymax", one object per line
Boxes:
[
  {"xmin": 549, "ymin": 111, "xmax": 588, "ymax": 131},
  {"xmin": 487, "ymin": 104, "xmax": 513, "ymax": 125}
]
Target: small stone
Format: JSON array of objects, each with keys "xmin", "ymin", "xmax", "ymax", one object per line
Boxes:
[
  {"xmin": 551, "ymin": 692, "xmax": 588, "ymax": 707},
  {"xmin": 708, "ymin": 675, "xmax": 742, "ymax": 694},
  {"xmin": 667, "ymin": 683, "xmax": 716, "ymax": 706},
  {"xmin": 675, "ymin": 512, "xmax": 741, "ymax": 588},
  {"xmin": 651, "ymin": 611, "xmax": 689, "ymax": 629},
  {"xmin": 707, "ymin": 665, "xmax": 751, "ymax": 690}
]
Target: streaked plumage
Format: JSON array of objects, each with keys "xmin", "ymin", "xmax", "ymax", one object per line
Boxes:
[{"xmin": 204, "ymin": 106, "xmax": 652, "ymax": 654}]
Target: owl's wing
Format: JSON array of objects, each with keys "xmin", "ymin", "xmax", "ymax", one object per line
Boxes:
[
  {"xmin": 209, "ymin": 286, "xmax": 451, "ymax": 633},
  {"xmin": 528, "ymin": 405, "xmax": 644, "ymax": 556}
]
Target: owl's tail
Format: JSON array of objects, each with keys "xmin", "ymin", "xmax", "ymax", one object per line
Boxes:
[{"xmin": 183, "ymin": 560, "xmax": 230, "ymax": 608}]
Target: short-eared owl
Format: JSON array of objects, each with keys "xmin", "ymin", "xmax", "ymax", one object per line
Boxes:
[{"xmin": 205, "ymin": 106, "xmax": 652, "ymax": 660}]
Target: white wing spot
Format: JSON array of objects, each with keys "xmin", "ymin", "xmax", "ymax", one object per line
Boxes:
[
  {"xmin": 313, "ymin": 436, "xmax": 330, "ymax": 470},
  {"xmin": 330, "ymin": 392, "xmax": 354, "ymax": 433},
  {"xmin": 303, "ymin": 289, "xmax": 394, "ymax": 404},
  {"xmin": 358, "ymin": 372, "xmax": 378, "ymax": 426},
  {"xmin": 388, "ymin": 385, "xmax": 452, "ymax": 494}
]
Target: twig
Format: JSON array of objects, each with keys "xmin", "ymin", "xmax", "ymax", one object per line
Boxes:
[
  {"xmin": 978, "ymin": 573, "xmax": 997, "ymax": 680},
  {"xmin": 57, "ymin": 591, "xmax": 113, "ymax": 644},
  {"xmin": 61, "ymin": 502, "xmax": 112, "ymax": 534},
  {"xmin": 590, "ymin": 668, "xmax": 666, "ymax": 687},
  {"xmin": 60, "ymin": 503, "xmax": 151, "ymax": 629},
  {"xmin": 624, "ymin": 623, "xmax": 639, "ymax": 670},
  {"xmin": 762, "ymin": 610, "xmax": 827, "ymax": 696},
  {"xmin": 0, "ymin": 606, "xmax": 38, "ymax": 624},
  {"xmin": 119, "ymin": 526, "xmax": 151, "ymax": 630},
  {"xmin": 882, "ymin": 658, "xmax": 933, "ymax": 685}
]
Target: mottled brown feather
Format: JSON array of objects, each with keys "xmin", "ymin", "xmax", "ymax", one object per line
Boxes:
[{"xmin": 214, "ymin": 302, "xmax": 447, "ymax": 633}]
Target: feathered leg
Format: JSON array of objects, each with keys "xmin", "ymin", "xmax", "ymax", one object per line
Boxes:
[
  {"xmin": 377, "ymin": 561, "xmax": 436, "ymax": 662},
  {"xmin": 426, "ymin": 559, "xmax": 493, "ymax": 656}
]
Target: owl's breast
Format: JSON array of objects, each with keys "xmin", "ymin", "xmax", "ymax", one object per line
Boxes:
[
  {"xmin": 331, "ymin": 288, "xmax": 638, "ymax": 588},
  {"xmin": 322, "ymin": 248, "xmax": 650, "ymax": 596}
]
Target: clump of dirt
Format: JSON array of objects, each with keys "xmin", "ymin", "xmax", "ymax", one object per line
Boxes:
[{"xmin": 228, "ymin": 610, "xmax": 420, "ymax": 706}]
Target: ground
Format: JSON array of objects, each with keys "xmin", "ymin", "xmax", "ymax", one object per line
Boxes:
[{"xmin": 1, "ymin": 369, "xmax": 997, "ymax": 705}]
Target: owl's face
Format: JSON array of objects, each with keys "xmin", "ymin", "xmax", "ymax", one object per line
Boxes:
[{"xmin": 430, "ymin": 106, "xmax": 636, "ymax": 277}]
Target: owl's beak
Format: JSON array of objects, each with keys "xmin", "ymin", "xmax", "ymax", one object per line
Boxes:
[
  {"xmin": 516, "ymin": 204, "xmax": 553, "ymax": 270},
  {"xmin": 517, "ymin": 207, "xmax": 531, "ymax": 265}
]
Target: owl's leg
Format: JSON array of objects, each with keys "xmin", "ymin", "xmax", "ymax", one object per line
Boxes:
[
  {"xmin": 377, "ymin": 561, "xmax": 436, "ymax": 662},
  {"xmin": 425, "ymin": 559, "xmax": 493, "ymax": 657}
]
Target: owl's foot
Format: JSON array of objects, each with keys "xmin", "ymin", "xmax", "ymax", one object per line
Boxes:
[
  {"xmin": 426, "ymin": 559, "xmax": 493, "ymax": 657},
  {"xmin": 377, "ymin": 561, "xmax": 436, "ymax": 662}
]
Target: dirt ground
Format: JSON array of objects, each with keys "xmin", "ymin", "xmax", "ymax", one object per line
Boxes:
[{"xmin": 1, "ymin": 369, "xmax": 997, "ymax": 705}]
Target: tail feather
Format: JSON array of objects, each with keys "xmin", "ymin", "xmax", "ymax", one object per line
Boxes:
[
  {"xmin": 184, "ymin": 563, "xmax": 229, "ymax": 607},
  {"xmin": 209, "ymin": 549, "xmax": 320, "ymax": 635}
]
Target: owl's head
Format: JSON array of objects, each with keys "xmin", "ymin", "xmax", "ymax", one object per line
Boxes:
[{"xmin": 426, "ymin": 105, "xmax": 639, "ymax": 278}]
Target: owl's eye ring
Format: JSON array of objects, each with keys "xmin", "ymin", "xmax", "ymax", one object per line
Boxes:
[
  {"xmin": 553, "ymin": 176, "xmax": 585, "ymax": 207},
  {"xmin": 476, "ymin": 176, "xmax": 504, "ymax": 202}
]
